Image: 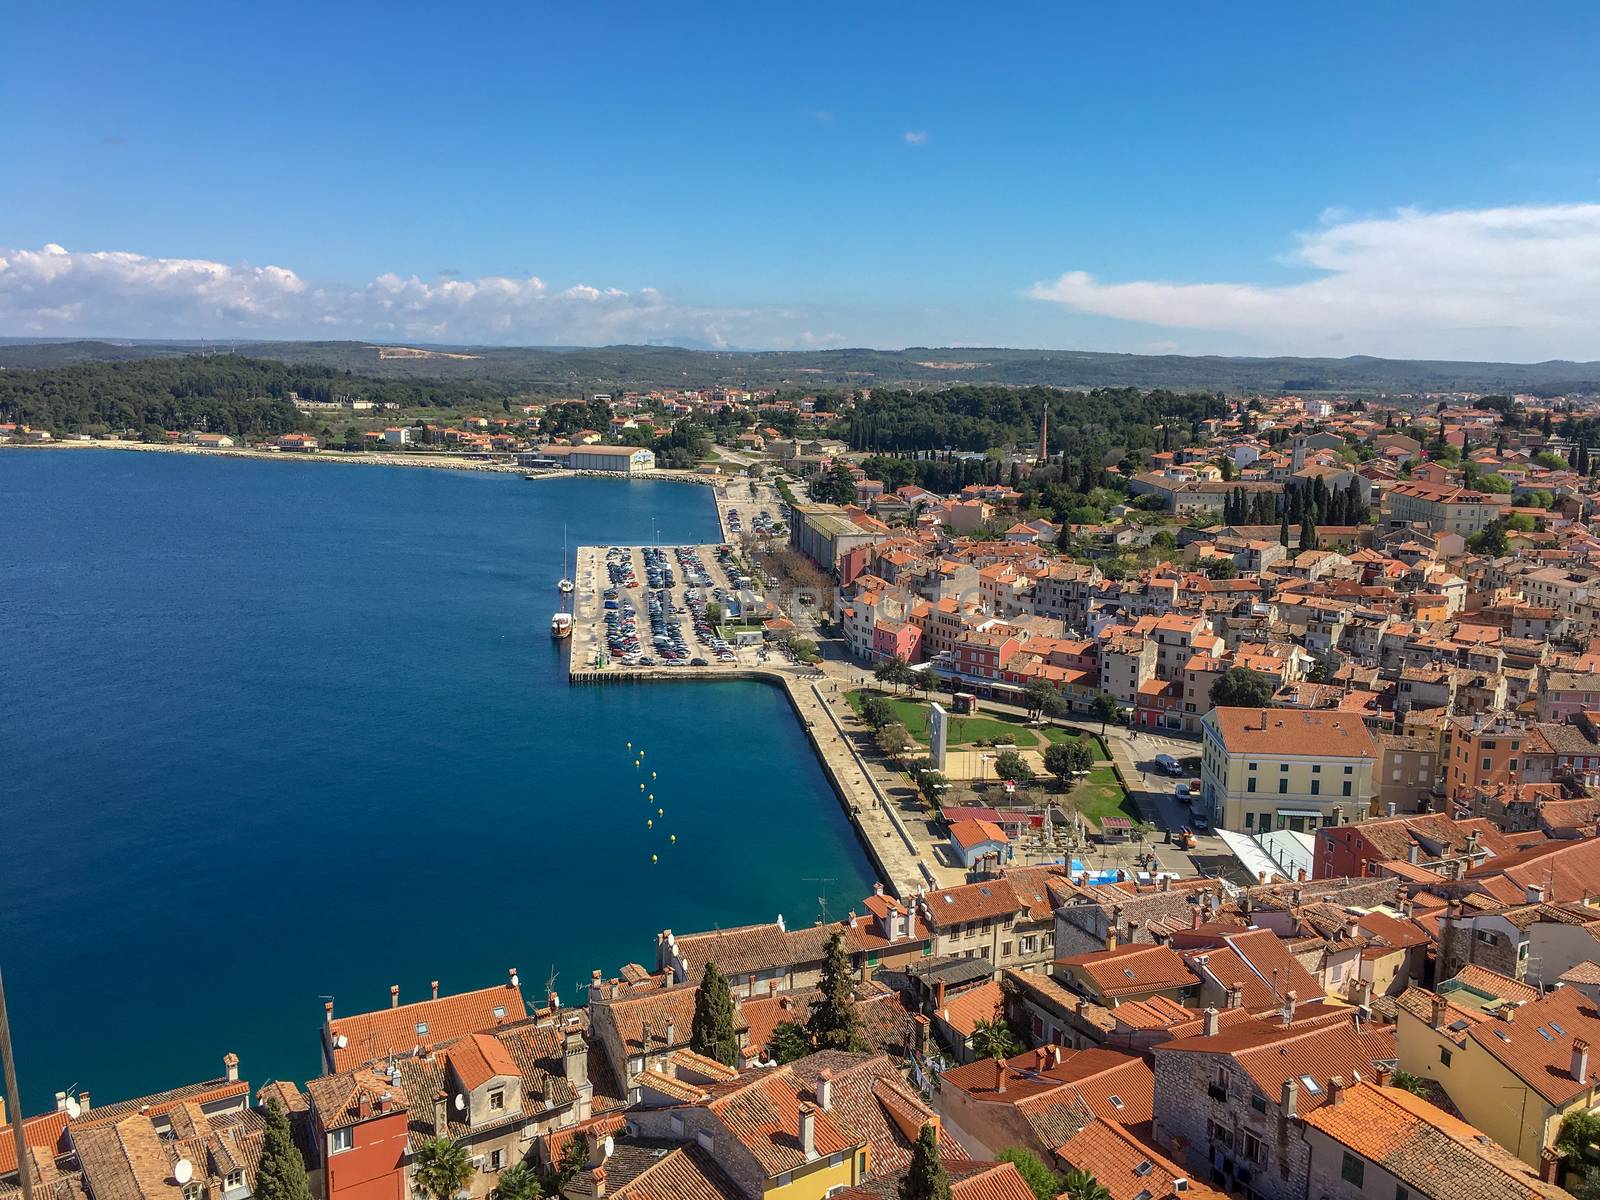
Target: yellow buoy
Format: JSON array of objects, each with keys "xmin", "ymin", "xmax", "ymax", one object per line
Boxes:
[
  {"xmin": 648, "ymin": 793, "xmax": 654, "ymax": 801},
  {"xmin": 627, "ymin": 741, "xmax": 633, "ymax": 750},
  {"xmin": 657, "ymin": 807, "xmax": 663, "ymax": 816},
  {"xmin": 651, "ymin": 854, "xmax": 658, "ymax": 863},
  {"xmin": 640, "ymin": 750, "xmax": 646, "ymax": 758},
  {"xmin": 670, "ymin": 834, "xmax": 677, "ymax": 843},
  {"xmin": 647, "ymin": 819, "xmax": 653, "ymax": 828},
  {"xmin": 651, "ymin": 771, "xmax": 657, "ymax": 780},
  {"xmin": 639, "ymin": 782, "xmax": 646, "ymax": 791}
]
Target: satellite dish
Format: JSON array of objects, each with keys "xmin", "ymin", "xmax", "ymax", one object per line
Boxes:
[
  {"xmin": 65, "ymin": 1097, "xmax": 81, "ymax": 1119},
  {"xmin": 454, "ymin": 1094, "xmax": 465, "ymax": 1111},
  {"xmin": 174, "ymin": 1160, "xmax": 194, "ymax": 1185}
]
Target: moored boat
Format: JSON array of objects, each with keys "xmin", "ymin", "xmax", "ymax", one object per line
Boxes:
[{"xmin": 551, "ymin": 611, "xmax": 573, "ymax": 639}]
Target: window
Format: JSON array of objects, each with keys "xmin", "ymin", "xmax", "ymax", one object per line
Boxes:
[
  {"xmin": 1250, "ymin": 1094, "xmax": 1267, "ymax": 1114},
  {"xmin": 489, "ymin": 1150, "xmax": 503, "ymax": 1171},
  {"xmin": 415, "ymin": 1021, "xmax": 429, "ymax": 1036},
  {"xmin": 1278, "ymin": 779, "xmax": 1288, "ymax": 794},
  {"xmin": 1243, "ymin": 1130, "xmax": 1264, "ymax": 1163},
  {"xmin": 1439, "ymin": 1047, "xmax": 1453, "ymax": 1067},
  {"xmin": 1482, "ymin": 757, "xmax": 1492, "ymax": 771},
  {"xmin": 489, "ymin": 1089, "xmax": 504, "ymax": 1111},
  {"xmin": 1279, "ymin": 763, "xmax": 1289, "ymax": 772},
  {"xmin": 1344, "ymin": 765, "xmax": 1353, "ymax": 774},
  {"xmin": 330, "ymin": 1128, "xmax": 353, "ymax": 1154},
  {"xmin": 1002, "ymin": 941, "xmax": 1013, "ymax": 957},
  {"xmin": 1245, "ymin": 812, "xmax": 1256, "ymax": 831},
  {"xmin": 1310, "ymin": 781, "xmax": 1320, "ymax": 795},
  {"xmin": 492, "ymin": 1005, "xmax": 506, "ymax": 1019},
  {"xmin": 183, "ymin": 1187, "xmax": 201, "ymax": 1200},
  {"xmin": 1312, "ymin": 764, "xmax": 1321, "ymax": 773},
  {"xmin": 1341, "ymin": 1152, "xmax": 1365, "ymax": 1186},
  {"xmin": 1248, "ymin": 762, "xmax": 1258, "ymax": 771},
  {"xmin": 224, "ymin": 1173, "xmax": 243, "ymax": 1191},
  {"xmin": 1396, "ymin": 1188, "xmax": 1410, "ymax": 1200},
  {"xmin": 1247, "ymin": 779, "xmax": 1256, "ymax": 793}
]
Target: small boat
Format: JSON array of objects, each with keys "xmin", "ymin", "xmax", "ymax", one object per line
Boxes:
[
  {"xmin": 557, "ymin": 577, "xmax": 574, "ymax": 593},
  {"xmin": 551, "ymin": 612, "xmax": 573, "ymax": 639},
  {"xmin": 556, "ymin": 526, "xmax": 574, "ymax": 593}
]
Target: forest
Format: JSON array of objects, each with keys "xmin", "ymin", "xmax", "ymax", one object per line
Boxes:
[{"xmin": 0, "ymin": 355, "xmax": 511, "ymax": 436}]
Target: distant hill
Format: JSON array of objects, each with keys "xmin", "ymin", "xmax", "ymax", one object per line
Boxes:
[{"xmin": 2, "ymin": 338, "xmax": 1598, "ymax": 395}]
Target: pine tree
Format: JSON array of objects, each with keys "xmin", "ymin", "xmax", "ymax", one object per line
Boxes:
[
  {"xmin": 898, "ymin": 1124, "xmax": 952, "ymax": 1200},
  {"xmin": 255, "ymin": 1096, "xmax": 312, "ymax": 1200},
  {"xmin": 806, "ymin": 931, "xmax": 863, "ymax": 1051},
  {"xmin": 691, "ymin": 962, "xmax": 740, "ymax": 1066}
]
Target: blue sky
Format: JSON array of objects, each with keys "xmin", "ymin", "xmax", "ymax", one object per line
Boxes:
[{"xmin": 4, "ymin": 2, "xmax": 1600, "ymax": 357}]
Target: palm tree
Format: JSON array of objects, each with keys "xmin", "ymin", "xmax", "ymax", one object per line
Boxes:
[
  {"xmin": 491, "ymin": 1163, "xmax": 541, "ymax": 1200},
  {"xmin": 1060, "ymin": 1168, "xmax": 1112, "ymax": 1200},
  {"xmin": 412, "ymin": 1138, "xmax": 472, "ymax": 1200},
  {"xmin": 969, "ymin": 1017, "xmax": 1020, "ymax": 1061}
]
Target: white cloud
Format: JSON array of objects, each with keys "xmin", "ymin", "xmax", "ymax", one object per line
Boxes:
[
  {"xmin": 1030, "ymin": 204, "xmax": 1600, "ymax": 360},
  {"xmin": 903, "ymin": 130, "xmax": 928, "ymax": 146},
  {"xmin": 0, "ymin": 243, "xmax": 806, "ymax": 348}
]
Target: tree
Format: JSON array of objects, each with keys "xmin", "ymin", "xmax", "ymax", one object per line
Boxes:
[
  {"xmin": 813, "ymin": 461, "xmax": 858, "ymax": 505},
  {"xmin": 1092, "ymin": 691, "xmax": 1119, "ymax": 735},
  {"xmin": 996, "ymin": 1149, "xmax": 1062, "ymax": 1200},
  {"xmin": 993, "ymin": 749, "xmax": 1034, "ymax": 784},
  {"xmin": 917, "ymin": 769, "xmax": 949, "ymax": 808},
  {"xmin": 1059, "ymin": 1168, "xmax": 1113, "ymax": 1200},
  {"xmin": 807, "ymin": 931, "xmax": 864, "ymax": 1051},
  {"xmin": 769, "ymin": 1020, "xmax": 812, "ymax": 1064},
  {"xmin": 254, "ymin": 1096, "xmax": 312, "ymax": 1200},
  {"xmin": 898, "ymin": 1125, "xmax": 952, "ymax": 1200},
  {"xmin": 1388, "ymin": 1069, "xmax": 1431, "ymax": 1099},
  {"xmin": 876, "ymin": 722, "xmax": 913, "ymax": 762},
  {"xmin": 861, "ymin": 694, "xmax": 896, "ymax": 729},
  {"xmin": 1203, "ymin": 557, "xmax": 1237, "ymax": 579},
  {"xmin": 492, "ymin": 1162, "xmax": 542, "ymax": 1200},
  {"xmin": 1307, "ymin": 655, "xmax": 1331, "ymax": 684},
  {"xmin": 1558, "ymin": 1109, "xmax": 1600, "ymax": 1170},
  {"xmin": 970, "ymin": 1016, "xmax": 1021, "ymax": 1060},
  {"xmin": 704, "ymin": 600, "xmax": 723, "ymax": 625},
  {"xmin": 1469, "ymin": 518, "xmax": 1509, "ymax": 557},
  {"xmin": 1043, "ymin": 741, "xmax": 1077, "ymax": 787},
  {"xmin": 413, "ymin": 1139, "xmax": 473, "ymax": 1200},
  {"xmin": 875, "ymin": 654, "xmax": 915, "ymax": 694},
  {"xmin": 1210, "ymin": 667, "xmax": 1275, "ymax": 709},
  {"xmin": 691, "ymin": 961, "xmax": 740, "ymax": 1066}
]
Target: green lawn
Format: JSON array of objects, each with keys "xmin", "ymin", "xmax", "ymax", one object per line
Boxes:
[{"xmin": 845, "ymin": 688, "xmax": 1135, "ymax": 826}]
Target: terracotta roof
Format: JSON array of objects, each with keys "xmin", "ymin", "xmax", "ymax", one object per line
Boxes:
[
  {"xmin": 326, "ymin": 983, "xmax": 525, "ymax": 1071},
  {"xmin": 448, "ymin": 1031, "xmax": 520, "ymax": 1091},
  {"xmin": 1446, "ymin": 964, "xmax": 1540, "ymax": 1006},
  {"xmin": 934, "ymin": 980, "xmax": 1005, "ymax": 1040},
  {"xmin": 787, "ymin": 1052, "xmax": 935, "ymax": 1174},
  {"xmin": 1054, "ymin": 1119, "xmax": 1228, "ymax": 1200},
  {"xmin": 1465, "ymin": 985, "xmax": 1600, "ymax": 1107},
  {"xmin": 1209, "ymin": 707, "xmax": 1378, "ymax": 758},
  {"xmin": 706, "ymin": 1070, "xmax": 861, "ymax": 1176},
  {"xmin": 829, "ymin": 1159, "xmax": 1034, "ymax": 1200},
  {"xmin": 1056, "ymin": 943, "xmax": 1199, "ymax": 999},
  {"xmin": 919, "ymin": 880, "xmax": 1023, "ymax": 929},
  {"xmin": 1301, "ymin": 1081, "xmax": 1567, "ymax": 1200},
  {"xmin": 611, "ymin": 1142, "xmax": 742, "ymax": 1200}
]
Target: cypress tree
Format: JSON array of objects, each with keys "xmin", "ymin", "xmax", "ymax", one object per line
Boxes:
[
  {"xmin": 898, "ymin": 1124, "xmax": 952, "ymax": 1200},
  {"xmin": 255, "ymin": 1096, "xmax": 312, "ymax": 1200},
  {"xmin": 691, "ymin": 962, "xmax": 740, "ymax": 1066},
  {"xmin": 1279, "ymin": 514, "xmax": 1290, "ymax": 547},
  {"xmin": 1300, "ymin": 513, "xmax": 1317, "ymax": 553},
  {"xmin": 806, "ymin": 931, "xmax": 863, "ymax": 1051}
]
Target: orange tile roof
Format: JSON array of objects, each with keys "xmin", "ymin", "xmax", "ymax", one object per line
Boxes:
[
  {"xmin": 327, "ymin": 982, "xmax": 525, "ymax": 1071},
  {"xmin": 1054, "ymin": 1119, "xmax": 1227, "ymax": 1200},
  {"xmin": 707, "ymin": 1071, "xmax": 860, "ymax": 1176},
  {"xmin": 1210, "ymin": 707, "xmax": 1377, "ymax": 758},
  {"xmin": 935, "ymin": 980, "xmax": 1005, "ymax": 1039},
  {"xmin": 448, "ymin": 1031, "xmax": 521, "ymax": 1091},
  {"xmin": 1056, "ymin": 944, "xmax": 1199, "ymax": 1000}
]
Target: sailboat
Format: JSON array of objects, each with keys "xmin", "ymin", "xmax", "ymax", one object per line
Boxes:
[
  {"xmin": 551, "ymin": 525, "xmax": 574, "ymax": 638},
  {"xmin": 557, "ymin": 526, "xmax": 574, "ymax": 593}
]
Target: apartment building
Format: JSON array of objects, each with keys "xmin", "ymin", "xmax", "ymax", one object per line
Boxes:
[{"xmin": 1200, "ymin": 708, "xmax": 1377, "ymax": 834}]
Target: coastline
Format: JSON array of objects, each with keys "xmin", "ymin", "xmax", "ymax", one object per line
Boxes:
[{"xmin": 0, "ymin": 439, "xmax": 725, "ymax": 487}]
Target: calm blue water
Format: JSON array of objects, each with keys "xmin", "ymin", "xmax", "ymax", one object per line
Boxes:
[{"xmin": 0, "ymin": 451, "xmax": 875, "ymax": 1109}]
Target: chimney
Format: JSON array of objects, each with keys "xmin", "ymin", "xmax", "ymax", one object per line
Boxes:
[
  {"xmin": 1191, "ymin": 908, "xmax": 1202, "ymax": 930},
  {"xmin": 588, "ymin": 1135, "xmax": 613, "ymax": 1169},
  {"xmin": 993, "ymin": 1058, "xmax": 1006, "ymax": 1095},
  {"xmin": 1376, "ymin": 1063, "xmax": 1393, "ymax": 1087},
  {"xmin": 325, "ymin": 1000, "xmax": 334, "ymax": 1024},
  {"xmin": 77, "ymin": 1092, "xmax": 90, "ymax": 1114},
  {"xmin": 390, "ymin": 984, "xmax": 400, "ymax": 1009},
  {"xmin": 591, "ymin": 1167, "xmax": 607, "ymax": 1198},
  {"xmin": 874, "ymin": 881, "xmax": 885, "ymax": 896},
  {"xmin": 1282, "ymin": 990, "xmax": 1298, "ymax": 1027},
  {"xmin": 1226, "ymin": 985, "xmax": 1244, "ymax": 1011},
  {"xmin": 55, "ymin": 1091, "xmax": 68, "ymax": 1113},
  {"xmin": 1281, "ymin": 1078, "xmax": 1298, "ymax": 1118},
  {"xmin": 1160, "ymin": 874, "xmax": 1171, "ymax": 892},
  {"xmin": 548, "ymin": 991, "xmax": 559, "ymax": 1012},
  {"xmin": 1573, "ymin": 1039, "xmax": 1591, "ymax": 1084},
  {"xmin": 1387, "ymin": 801, "xmax": 1398, "ymax": 817},
  {"xmin": 563, "ymin": 1033, "xmax": 589, "ymax": 1086},
  {"xmin": 1501, "ymin": 1003, "xmax": 1517, "ymax": 1024},
  {"xmin": 1542, "ymin": 1148, "xmax": 1564, "ymax": 1185},
  {"xmin": 224, "ymin": 1052, "xmax": 239, "ymax": 1083},
  {"xmin": 1106, "ymin": 925, "xmax": 1119, "ymax": 951},
  {"xmin": 1034, "ymin": 1048, "xmax": 1049, "ymax": 1073},
  {"xmin": 357, "ymin": 1094, "xmax": 371, "ymax": 1119},
  {"xmin": 799, "ymin": 1102, "xmax": 818, "ymax": 1161},
  {"xmin": 1296, "ymin": 867, "xmax": 1307, "ymax": 883},
  {"xmin": 1202, "ymin": 1007, "xmax": 1220, "ymax": 1037},
  {"xmin": 1527, "ymin": 883, "xmax": 1546, "ymax": 905},
  {"xmin": 1431, "ymin": 993, "xmax": 1449, "ymax": 1029},
  {"xmin": 1345, "ymin": 915, "xmax": 1360, "ymax": 940},
  {"xmin": 431, "ymin": 980, "xmax": 440, "ymax": 1000},
  {"xmin": 508, "ymin": 966, "xmax": 519, "ymax": 989},
  {"xmin": 666, "ymin": 1018, "xmax": 677, "ymax": 1046},
  {"xmin": 1257, "ymin": 870, "xmax": 1268, "ymax": 886},
  {"xmin": 817, "ymin": 1069, "xmax": 833, "ymax": 1111},
  {"xmin": 934, "ymin": 980, "xmax": 947, "ymax": 1012},
  {"xmin": 1326, "ymin": 1075, "xmax": 1346, "ymax": 1106}
]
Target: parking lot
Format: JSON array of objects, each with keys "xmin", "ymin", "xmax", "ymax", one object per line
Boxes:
[{"xmin": 570, "ymin": 542, "xmax": 781, "ymax": 673}]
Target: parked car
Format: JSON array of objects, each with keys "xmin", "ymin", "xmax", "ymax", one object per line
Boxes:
[{"xmin": 1154, "ymin": 753, "xmax": 1183, "ymax": 775}]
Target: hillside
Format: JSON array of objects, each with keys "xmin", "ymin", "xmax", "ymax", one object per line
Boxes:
[{"xmin": 3, "ymin": 339, "xmax": 1599, "ymax": 395}]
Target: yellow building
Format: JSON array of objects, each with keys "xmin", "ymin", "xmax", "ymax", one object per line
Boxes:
[
  {"xmin": 1395, "ymin": 983, "xmax": 1600, "ymax": 1166},
  {"xmin": 1199, "ymin": 707, "xmax": 1377, "ymax": 834}
]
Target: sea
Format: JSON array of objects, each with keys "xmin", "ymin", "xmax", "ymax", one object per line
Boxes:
[{"xmin": 0, "ymin": 450, "xmax": 877, "ymax": 1110}]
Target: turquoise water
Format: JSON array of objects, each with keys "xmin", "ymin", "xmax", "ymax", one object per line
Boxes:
[{"xmin": 0, "ymin": 451, "xmax": 876, "ymax": 1109}]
